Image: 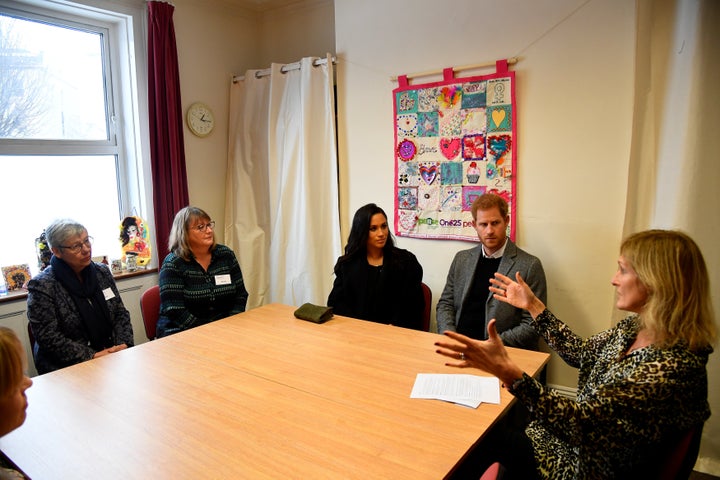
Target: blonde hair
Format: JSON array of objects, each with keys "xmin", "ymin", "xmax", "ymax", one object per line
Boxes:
[
  {"xmin": 0, "ymin": 327, "xmax": 24, "ymax": 399},
  {"xmin": 620, "ymin": 229, "xmax": 717, "ymax": 350},
  {"xmin": 168, "ymin": 206, "xmax": 216, "ymax": 261}
]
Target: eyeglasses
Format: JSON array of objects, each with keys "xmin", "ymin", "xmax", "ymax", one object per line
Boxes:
[
  {"xmin": 59, "ymin": 236, "xmax": 93, "ymax": 254},
  {"xmin": 192, "ymin": 221, "xmax": 216, "ymax": 232}
]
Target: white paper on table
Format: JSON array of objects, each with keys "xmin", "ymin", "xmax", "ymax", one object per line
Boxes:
[{"xmin": 410, "ymin": 373, "xmax": 500, "ymax": 408}]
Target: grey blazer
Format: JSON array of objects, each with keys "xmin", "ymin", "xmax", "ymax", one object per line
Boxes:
[{"xmin": 436, "ymin": 240, "xmax": 547, "ymax": 349}]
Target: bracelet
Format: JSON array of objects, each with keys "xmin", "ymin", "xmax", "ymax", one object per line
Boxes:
[{"xmin": 503, "ymin": 374, "xmax": 526, "ymax": 394}]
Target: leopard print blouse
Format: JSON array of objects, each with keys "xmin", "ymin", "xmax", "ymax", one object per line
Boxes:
[{"xmin": 510, "ymin": 309, "xmax": 711, "ymax": 479}]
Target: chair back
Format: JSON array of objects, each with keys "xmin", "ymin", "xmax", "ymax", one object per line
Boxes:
[
  {"xmin": 421, "ymin": 282, "xmax": 432, "ymax": 331},
  {"xmin": 27, "ymin": 322, "xmax": 35, "ymax": 346},
  {"xmin": 140, "ymin": 285, "xmax": 161, "ymax": 340},
  {"xmin": 27, "ymin": 323, "xmax": 38, "ymax": 370},
  {"xmin": 658, "ymin": 424, "xmax": 703, "ymax": 480},
  {"xmin": 479, "ymin": 462, "xmax": 504, "ymax": 480}
]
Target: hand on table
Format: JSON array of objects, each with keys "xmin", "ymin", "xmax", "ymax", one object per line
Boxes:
[{"xmin": 93, "ymin": 343, "xmax": 128, "ymax": 359}]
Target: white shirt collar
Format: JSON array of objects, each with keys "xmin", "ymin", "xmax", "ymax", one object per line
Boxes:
[{"xmin": 482, "ymin": 238, "xmax": 508, "ymax": 259}]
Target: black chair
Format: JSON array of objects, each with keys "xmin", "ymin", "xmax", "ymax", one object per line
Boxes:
[
  {"xmin": 27, "ymin": 322, "xmax": 38, "ymax": 370},
  {"xmin": 421, "ymin": 282, "xmax": 432, "ymax": 332},
  {"xmin": 658, "ymin": 424, "xmax": 704, "ymax": 480},
  {"xmin": 27, "ymin": 322, "xmax": 34, "ymax": 347}
]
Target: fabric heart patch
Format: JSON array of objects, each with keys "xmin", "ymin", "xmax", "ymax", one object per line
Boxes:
[
  {"xmin": 440, "ymin": 138, "xmax": 461, "ymax": 160},
  {"xmin": 488, "ymin": 134, "xmax": 512, "ymax": 162},
  {"xmin": 491, "ymin": 109, "xmax": 506, "ymax": 128},
  {"xmin": 398, "ymin": 210, "xmax": 418, "ymax": 231},
  {"xmin": 419, "ymin": 164, "xmax": 438, "ymax": 185}
]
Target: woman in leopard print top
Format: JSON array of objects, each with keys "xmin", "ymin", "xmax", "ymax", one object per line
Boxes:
[{"xmin": 436, "ymin": 229, "xmax": 716, "ymax": 479}]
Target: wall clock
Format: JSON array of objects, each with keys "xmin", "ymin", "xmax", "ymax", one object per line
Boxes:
[{"xmin": 186, "ymin": 102, "xmax": 215, "ymax": 137}]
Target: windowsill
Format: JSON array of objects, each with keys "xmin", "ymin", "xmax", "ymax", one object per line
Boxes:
[
  {"xmin": 0, "ymin": 288, "xmax": 28, "ymax": 304},
  {"xmin": 112, "ymin": 267, "xmax": 159, "ymax": 280},
  {"xmin": 0, "ymin": 267, "xmax": 158, "ymax": 304}
]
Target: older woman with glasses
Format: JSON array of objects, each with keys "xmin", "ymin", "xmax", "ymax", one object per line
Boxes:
[
  {"xmin": 27, "ymin": 219, "xmax": 134, "ymax": 374},
  {"xmin": 156, "ymin": 206, "xmax": 248, "ymax": 338}
]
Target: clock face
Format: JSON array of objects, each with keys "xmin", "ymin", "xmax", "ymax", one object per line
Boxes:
[{"xmin": 187, "ymin": 102, "xmax": 215, "ymax": 137}]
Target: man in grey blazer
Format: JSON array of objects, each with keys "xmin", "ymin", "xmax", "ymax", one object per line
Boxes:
[{"xmin": 436, "ymin": 193, "xmax": 547, "ymax": 350}]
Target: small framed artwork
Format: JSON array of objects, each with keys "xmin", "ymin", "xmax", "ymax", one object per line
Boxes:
[
  {"xmin": 2, "ymin": 264, "xmax": 32, "ymax": 291},
  {"xmin": 119, "ymin": 216, "xmax": 152, "ymax": 267}
]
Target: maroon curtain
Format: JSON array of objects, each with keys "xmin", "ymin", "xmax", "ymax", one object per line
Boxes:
[{"xmin": 147, "ymin": 1, "xmax": 189, "ymax": 262}]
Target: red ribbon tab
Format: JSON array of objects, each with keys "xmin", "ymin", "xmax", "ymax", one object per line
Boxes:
[
  {"xmin": 496, "ymin": 59, "xmax": 509, "ymax": 74},
  {"xmin": 443, "ymin": 67, "xmax": 454, "ymax": 82},
  {"xmin": 397, "ymin": 75, "xmax": 409, "ymax": 88}
]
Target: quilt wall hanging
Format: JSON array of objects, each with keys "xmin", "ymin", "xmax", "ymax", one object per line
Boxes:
[{"xmin": 393, "ymin": 59, "xmax": 516, "ymax": 242}]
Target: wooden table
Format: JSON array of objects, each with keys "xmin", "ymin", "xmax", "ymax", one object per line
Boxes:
[{"xmin": 0, "ymin": 304, "xmax": 548, "ymax": 479}]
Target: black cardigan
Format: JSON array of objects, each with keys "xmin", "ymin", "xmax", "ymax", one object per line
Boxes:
[{"xmin": 327, "ymin": 247, "xmax": 424, "ymax": 330}]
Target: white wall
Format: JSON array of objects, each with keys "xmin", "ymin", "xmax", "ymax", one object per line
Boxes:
[
  {"xmin": 257, "ymin": 0, "xmax": 335, "ymax": 65},
  {"xmin": 173, "ymin": 0, "xmax": 262, "ymax": 240},
  {"xmin": 172, "ymin": 0, "xmax": 335, "ymax": 242},
  {"xmin": 334, "ymin": 0, "xmax": 635, "ymax": 388}
]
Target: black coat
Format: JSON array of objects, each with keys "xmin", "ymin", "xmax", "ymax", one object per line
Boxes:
[{"xmin": 327, "ymin": 247, "xmax": 424, "ymax": 330}]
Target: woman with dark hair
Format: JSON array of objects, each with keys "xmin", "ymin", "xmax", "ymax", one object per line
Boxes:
[
  {"xmin": 327, "ymin": 203, "xmax": 424, "ymax": 330},
  {"xmin": 157, "ymin": 206, "xmax": 248, "ymax": 338}
]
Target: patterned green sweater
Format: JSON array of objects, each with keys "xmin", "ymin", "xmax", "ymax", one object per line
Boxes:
[{"xmin": 157, "ymin": 244, "xmax": 248, "ymax": 337}]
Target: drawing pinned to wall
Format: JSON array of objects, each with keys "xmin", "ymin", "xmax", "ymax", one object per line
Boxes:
[
  {"xmin": 119, "ymin": 216, "xmax": 152, "ymax": 267},
  {"xmin": 393, "ymin": 60, "xmax": 517, "ymax": 241}
]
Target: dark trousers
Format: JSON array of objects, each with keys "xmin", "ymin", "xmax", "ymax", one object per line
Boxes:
[{"xmin": 447, "ymin": 403, "xmax": 540, "ymax": 480}]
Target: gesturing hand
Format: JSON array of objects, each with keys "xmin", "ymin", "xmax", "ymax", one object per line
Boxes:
[
  {"xmin": 489, "ymin": 272, "xmax": 546, "ymax": 318},
  {"xmin": 434, "ymin": 319, "xmax": 524, "ymax": 387}
]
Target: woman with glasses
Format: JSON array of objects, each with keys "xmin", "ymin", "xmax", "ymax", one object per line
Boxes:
[
  {"xmin": 27, "ymin": 219, "xmax": 134, "ymax": 374},
  {"xmin": 156, "ymin": 206, "xmax": 248, "ymax": 338}
]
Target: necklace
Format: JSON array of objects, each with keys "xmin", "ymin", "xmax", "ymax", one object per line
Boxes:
[{"xmin": 367, "ymin": 253, "xmax": 383, "ymax": 267}]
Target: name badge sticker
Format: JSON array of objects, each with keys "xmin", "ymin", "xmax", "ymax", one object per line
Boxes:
[
  {"xmin": 103, "ymin": 288, "xmax": 116, "ymax": 301},
  {"xmin": 215, "ymin": 274, "xmax": 232, "ymax": 285}
]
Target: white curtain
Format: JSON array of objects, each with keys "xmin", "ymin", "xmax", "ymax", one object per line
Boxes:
[
  {"xmin": 225, "ymin": 55, "xmax": 342, "ymax": 309},
  {"xmin": 624, "ymin": 0, "xmax": 720, "ymax": 472}
]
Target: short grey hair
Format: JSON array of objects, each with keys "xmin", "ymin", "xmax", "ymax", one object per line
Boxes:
[{"xmin": 45, "ymin": 219, "xmax": 87, "ymax": 249}]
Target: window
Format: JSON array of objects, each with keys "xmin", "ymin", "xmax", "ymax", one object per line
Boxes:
[{"xmin": 0, "ymin": 0, "xmax": 151, "ymax": 277}]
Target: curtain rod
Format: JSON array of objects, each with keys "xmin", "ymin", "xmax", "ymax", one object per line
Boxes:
[
  {"xmin": 390, "ymin": 57, "xmax": 519, "ymax": 82},
  {"xmin": 233, "ymin": 56, "xmax": 336, "ymax": 83}
]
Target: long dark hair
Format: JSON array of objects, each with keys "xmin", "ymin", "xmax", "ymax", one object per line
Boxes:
[{"xmin": 335, "ymin": 203, "xmax": 395, "ymax": 270}]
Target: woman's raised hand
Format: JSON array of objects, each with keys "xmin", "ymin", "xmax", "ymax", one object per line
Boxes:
[{"xmin": 489, "ymin": 272, "xmax": 546, "ymax": 318}]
